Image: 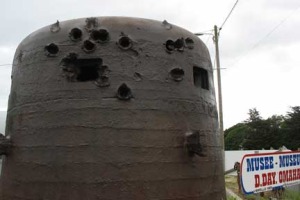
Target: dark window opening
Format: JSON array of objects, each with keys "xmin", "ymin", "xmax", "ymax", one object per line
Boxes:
[
  {"xmin": 193, "ymin": 67, "xmax": 209, "ymax": 90},
  {"xmin": 61, "ymin": 55, "xmax": 102, "ymax": 82},
  {"xmin": 76, "ymin": 59, "xmax": 100, "ymax": 81}
]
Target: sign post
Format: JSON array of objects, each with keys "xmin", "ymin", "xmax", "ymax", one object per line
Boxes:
[{"xmin": 240, "ymin": 151, "xmax": 300, "ymax": 194}]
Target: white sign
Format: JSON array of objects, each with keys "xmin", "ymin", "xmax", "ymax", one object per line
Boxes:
[{"xmin": 240, "ymin": 151, "xmax": 300, "ymax": 194}]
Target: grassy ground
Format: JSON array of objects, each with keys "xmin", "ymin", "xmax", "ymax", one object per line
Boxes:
[{"xmin": 225, "ymin": 175, "xmax": 300, "ymax": 200}]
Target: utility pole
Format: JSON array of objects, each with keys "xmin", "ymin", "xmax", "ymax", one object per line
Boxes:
[
  {"xmin": 196, "ymin": 26, "xmax": 226, "ymax": 199},
  {"xmin": 214, "ymin": 27, "xmax": 226, "ymax": 200},
  {"xmin": 213, "ymin": 25, "xmax": 224, "ymax": 137}
]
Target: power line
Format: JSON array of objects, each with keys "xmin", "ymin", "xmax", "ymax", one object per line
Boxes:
[
  {"xmin": 204, "ymin": 34, "xmax": 212, "ymax": 46},
  {"xmin": 250, "ymin": 6, "xmax": 300, "ymax": 50},
  {"xmin": 198, "ymin": 29, "xmax": 214, "ymax": 33},
  {"xmin": 0, "ymin": 64, "xmax": 12, "ymax": 67},
  {"xmin": 228, "ymin": 4, "xmax": 300, "ymax": 68},
  {"xmin": 220, "ymin": 0, "xmax": 239, "ymax": 30}
]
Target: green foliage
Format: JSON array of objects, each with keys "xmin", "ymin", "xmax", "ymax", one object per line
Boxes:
[
  {"xmin": 225, "ymin": 107, "xmax": 299, "ymax": 150},
  {"xmin": 226, "ymin": 196, "xmax": 237, "ymax": 200},
  {"xmin": 224, "ymin": 123, "xmax": 247, "ymax": 150},
  {"xmin": 242, "ymin": 110, "xmax": 284, "ymax": 150},
  {"xmin": 246, "ymin": 108, "xmax": 262, "ymax": 123},
  {"xmin": 283, "ymin": 106, "xmax": 300, "ymax": 150}
]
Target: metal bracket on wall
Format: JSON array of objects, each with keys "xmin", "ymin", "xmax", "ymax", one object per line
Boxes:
[{"xmin": 185, "ymin": 131, "xmax": 205, "ymax": 157}]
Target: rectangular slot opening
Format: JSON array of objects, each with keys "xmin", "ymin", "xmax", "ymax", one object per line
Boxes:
[
  {"xmin": 75, "ymin": 59, "xmax": 102, "ymax": 81},
  {"xmin": 193, "ymin": 67, "xmax": 209, "ymax": 90}
]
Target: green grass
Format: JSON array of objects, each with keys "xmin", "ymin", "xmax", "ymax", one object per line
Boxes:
[
  {"xmin": 227, "ymin": 196, "xmax": 237, "ymax": 200},
  {"xmin": 283, "ymin": 189, "xmax": 300, "ymax": 200},
  {"xmin": 225, "ymin": 175, "xmax": 300, "ymax": 200}
]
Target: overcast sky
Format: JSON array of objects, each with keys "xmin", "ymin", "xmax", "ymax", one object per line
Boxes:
[{"xmin": 0, "ymin": 0, "xmax": 300, "ymax": 133}]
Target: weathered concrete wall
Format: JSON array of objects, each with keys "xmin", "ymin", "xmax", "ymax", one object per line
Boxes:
[{"xmin": 0, "ymin": 17, "xmax": 225, "ymax": 199}]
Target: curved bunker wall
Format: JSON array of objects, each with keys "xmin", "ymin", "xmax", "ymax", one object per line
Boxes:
[{"xmin": 0, "ymin": 17, "xmax": 225, "ymax": 199}]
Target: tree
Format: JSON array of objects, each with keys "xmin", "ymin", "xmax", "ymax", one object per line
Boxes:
[
  {"xmin": 245, "ymin": 108, "xmax": 262, "ymax": 123},
  {"xmin": 224, "ymin": 107, "xmax": 298, "ymax": 150},
  {"xmin": 264, "ymin": 115, "xmax": 284, "ymax": 149},
  {"xmin": 242, "ymin": 109, "xmax": 283, "ymax": 150},
  {"xmin": 282, "ymin": 106, "xmax": 300, "ymax": 150},
  {"xmin": 224, "ymin": 123, "xmax": 247, "ymax": 150},
  {"xmin": 242, "ymin": 108, "xmax": 264, "ymax": 150}
]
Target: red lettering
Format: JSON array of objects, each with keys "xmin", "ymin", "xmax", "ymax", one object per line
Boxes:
[
  {"xmin": 262, "ymin": 173, "xmax": 267, "ymax": 186},
  {"xmin": 293, "ymin": 169, "xmax": 297, "ymax": 181},
  {"xmin": 279, "ymin": 171, "xmax": 282, "ymax": 183},
  {"xmin": 278, "ymin": 169, "xmax": 300, "ymax": 183},
  {"xmin": 271, "ymin": 172, "xmax": 276, "ymax": 184},
  {"xmin": 281, "ymin": 170, "xmax": 288, "ymax": 183},
  {"xmin": 267, "ymin": 173, "xmax": 272, "ymax": 185},
  {"xmin": 289, "ymin": 169, "xmax": 293, "ymax": 181},
  {"xmin": 255, "ymin": 174, "xmax": 260, "ymax": 188}
]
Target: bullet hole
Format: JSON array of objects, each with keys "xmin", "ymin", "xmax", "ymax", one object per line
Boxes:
[
  {"xmin": 61, "ymin": 53, "xmax": 79, "ymax": 81},
  {"xmin": 98, "ymin": 65, "xmax": 110, "ymax": 77},
  {"xmin": 91, "ymin": 29, "xmax": 110, "ymax": 43},
  {"xmin": 133, "ymin": 72, "xmax": 142, "ymax": 81},
  {"xmin": 170, "ymin": 68, "xmax": 184, "ymax": 81},
  {"xmin": 117, "ymin": 83, "xmax": 132, "ymax": 100},
  {"xmin": 83, "ymin": 40, "xmax": 96, "ymax": 53},
  {"xmin": 45, "ymin": 43, "xmax": 59, "ymax": 56},
  {"xmin": 61, "ymin": 53, "xmax": 103, "ymax": 82},
  {"xmin": 50, "ymin": 20, "xmax": 60, "ymax": 33},
  {"xmin": 165, "ymin": 40, "xmax": 175, "ymax": 51},
  {"xmin": 61, "ymin": 53, "xmax": 78, "ymax": 64},
  {"xmin": 174, "ymin": 38, "xmax": 184, "ymax": 51},
  {"xmin": 69, "ymin": 28, "xmax": 82, "ymax": 41},
  {"xmin": 193, "ymin": 67, "xmax": 209, "ymax": 90},
  {"xmin": 165, "ymin": 38, "xmax": 185, "ymax": 52},
  {"xmin": 118, "ymin": 36, "xmax": 132, "ymax": 50},
  {"xmin": 95, "ymin": 76, "xmax": 110, "ymax": 87},
  {"xmin": 185, "ymin": 131, "xmax": 204, "ymax": 157},
  {"xmin": 85, "ymin": 17, "xmax": 98, "ymax": 31},
  {"xmin": 95, "ymin": 65, "xmax": 110, "ymax": 87},
  {"xmin": 185, "ymin": 38, "xmax": 194, "ymax": 49},
  {"xmin": 162, "ymin": 20, "xmax": 172, "ymax": 30},
  {"xmin": 208, "ymin": 104, "xmax": 216, "ymax": 117}
]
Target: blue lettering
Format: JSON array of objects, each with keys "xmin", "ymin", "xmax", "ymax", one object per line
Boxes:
[
  {"xmin": 255, "ymin": 158, "xmax": 259, "ymax": 171},
  {"xmin": 270, "ymin": 156, "xmax": 274, "ymax": 169},
  {"xmin": 279, "ymin": 154, "xmax": 300, "ymax": 168},
  {"xmin": 265, "ymin": 157, "xmax": 269, "ymax": 170},
  {"xmin": 293, "ymin": 155, "xmax": 296, "ymax": 166},
  {"xmin": 246, "ymin": 156, "xmax": 275, "ymax": 171},
  {"xmin": 279, "ymin": 155, "xmax": 285, "ymax": 167},
  {"xmin": 260, "ymin": 157, "xmax": 265, "ymax": 170},
  {"xmin": 289, "ymin": 156, "xmax": 292, "ymax": 166},
  {"xmin": 247, "ymin": 158, "xmax": 254, "ymax": 172}
]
